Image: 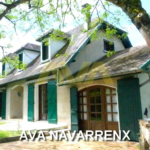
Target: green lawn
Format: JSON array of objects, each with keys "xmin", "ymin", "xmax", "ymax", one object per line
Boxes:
[
  {"xmin": 0, "ymin": 122, "xmax": 6, "ymax": 125},
  {"xmin": 0, "ymin": 130, "xmax": 21, "ymax": 139}
]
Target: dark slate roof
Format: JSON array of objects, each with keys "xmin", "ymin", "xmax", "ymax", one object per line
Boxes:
[
  {"xmin": 59, "ymin": 45, "xmax": 150, "ymax": 85},
  {"xmin": 0, "ymin": 21, "xmax": 132, "ymax": 86},
  {"xmin": 36, "ymin": 29, "xmax": 71, "ymax": 42},
  {"xmin": 15, "ymin": 43, "xmax": 40, "ymax": 54}
]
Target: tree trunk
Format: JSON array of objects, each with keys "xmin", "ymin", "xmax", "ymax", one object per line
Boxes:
[{"xmin": 107, "ymin": 0, "xmax": 150, "ymax": 47}]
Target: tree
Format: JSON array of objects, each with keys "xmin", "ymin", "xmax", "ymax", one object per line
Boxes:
[{"xmin": 0, "ymin": 0, "xmax": 149, "ymax": 74}]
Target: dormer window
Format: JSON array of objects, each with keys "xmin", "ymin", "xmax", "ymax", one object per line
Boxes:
[
  {"xmin": 19, "ymin": 53, "xmax": 23, "ymax": 63},
  {"xmin": 104, "ymin": 39, "xmax": 114, "ymax": 52},
  {"xmin": 42, "ymin": 42, "xmax": 49, "ymax": 61},
  {"xmin": 2, "ymin": 63, "xmax": 5, "ymax": 76},
  {"xmin": 18, "ymin": 53, "xmax": 23, "ymax": 71}
]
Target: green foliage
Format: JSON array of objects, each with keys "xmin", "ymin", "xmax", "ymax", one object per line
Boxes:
[
  {"xmin": 107, "ymin": 50, "xmax": 116, "ymax": 57},
  {"xmin": 81, "ymin": 4, "xmax": 92, "ymax": 23},
  {"xmin": 49, "ymin": 30, "xmax": 66, "ymax": 42},
  {"xmin": 0, "ymin": 130, "xmax": 22, "ymax": 139},
  {"xmin": 91, "ymin": 30, "xmax": 98, "ymax": 41},
  {"xmin": 0, "ymin": 122, "xmax": 6, "ymax": 125},
  {"xmin": 106, "ymin": 26, "xmax": 117, "ymax": 39},
  {"xmin": 0, "ymin": 55, "xmax": 27, "ymax": 78}
]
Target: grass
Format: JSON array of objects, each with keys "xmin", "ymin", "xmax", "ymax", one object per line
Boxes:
[
  {"xmin": 0, "ymin": 130, "xmax": 22, "ymax": 139},
  {"xmin": 0, "ymin": 122, "xmax": 6, "ymax": 125}
]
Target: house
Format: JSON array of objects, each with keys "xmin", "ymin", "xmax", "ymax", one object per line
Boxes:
[{"xmin": 0, "ymin": 15, "xmax": 150, "ymax": 142}]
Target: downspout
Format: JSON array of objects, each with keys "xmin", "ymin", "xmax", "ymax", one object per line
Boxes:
[{"xmin": 57, "ymin": 68, "xmax": 59, "ymax": 85}]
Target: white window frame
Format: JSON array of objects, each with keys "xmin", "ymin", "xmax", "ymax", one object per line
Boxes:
[
  {"xmin": 103, "ymin": 39, "xmax": 115, "ymax": 53},
  {"xmin": 41, "ymin": 39, "xmax": 50, "ymax": 64}
]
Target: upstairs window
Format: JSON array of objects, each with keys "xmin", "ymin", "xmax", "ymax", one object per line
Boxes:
[
  {"xmin": 19, "ymin": 53, "xmax": 23, "ymax": 62},
  {"xmin": 18, "ymin": 53, "xmax": 23, "ymax": 71},
  {"xmin": 104, "ymin": 40, "xmax": 114, "ymax": 52},
  {"xmin": 2, "ymin": 63, "xmax": 5, "ymax": 76},
  {"xmin": 42, "ymin": 43, "xmax": 49, "ymax": 61}
]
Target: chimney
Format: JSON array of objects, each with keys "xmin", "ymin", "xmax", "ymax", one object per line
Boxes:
[{"xmin": 82, "ymin": 3, "xmax": 91, "ymax": 30}]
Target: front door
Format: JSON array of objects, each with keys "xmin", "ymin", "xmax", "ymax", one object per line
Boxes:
[
  {"xmin": 78, "ymin": 86, "xmax": 119, "ymax": 132},
  {"xmin": 0, "ymin": 92, "xmax": 2, "ymax": 117},
  {"xmin": 39, "ymin": 84, "xmax": 48, "ymax": 120}
]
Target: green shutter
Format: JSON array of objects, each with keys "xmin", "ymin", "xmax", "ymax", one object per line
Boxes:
[
  {"xmin": 117, "ymin": 78, "xmax": 142, "ymax": 141},
  {"xmin": 28, "ymin": 84, "xmax": 34, "ymax": 121},
  {"xmin": 70, "ymin": 87, "xmax": 78, "ymax": 132},
  {"xmin": 48, "ymin": 80, "xmax": 57, "ymax": 124},
  {"xmin": 2, "ymin": 89, "xmax": 6, "ymax": 119}
]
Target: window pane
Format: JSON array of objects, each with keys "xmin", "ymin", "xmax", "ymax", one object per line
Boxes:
[
  {"xmin": 107, "ymin": 104, "xmax": 111, "ymax": 112},
  {"xmin": 83, "ymin": 91, "xmax": 87, "ymax": 96},
  {"xmin": 97, "ymin": 105, "xmax": 101, "ymax": 112},
  {"xmin": 80, "ymin": 106, "xmax": 82, "ymax": 112},
  {"xmin": 79, "ymin": 98, "xmax": 82, "ymax": 104},
  {"xmin": 90, "ymin": 89, "xmax": 95, "ymax": 97},
  {"xmin": 95, "ymin": 88, "xmax": 101, "ymax": 95},
  {"xmin": 113, "ymin": 114, "xmax": 119, "ymax": 122},
  {"xmin": 107, "ymin": 114, "xmax": 112, "ymax": 122},
  {"xmin": 90, "ymin": 97, "xmax": 95, "ymax": 104},
  {"xmin": 2, "ymin": 63, "xmax": 5, "ymax": 75},
  {"xmin": 112, "ymin": 90, "xmax": 116, "ymax": 94},
  {"xmin": 83, "ymin": 105, "xmax": 87, "ymax": 112},
  {"xmin": 112, "ymin": 95, "xmax": 117, "ymax": 103},
  {"xmin": 106, "ymin": 89, "xmax": 110, "ymax": 94},
  {"xmin": 96, "ymin": 96, "xmax": 101, "ymax": 103},
  {"xmin": 113, "ymin": 104, "xmax": 118, "ymax": 112},
  {"xmin": 83, "ymin": 97, "xmax": 87, "ymax": 104},
  {"xmin": 97, "ymin": 114, "xmax": 102, "ymax": 121},
  {"xmin": 91, "ymin": 114, "xmax": 96, "ymax": 120},
  {"xmin": 91, "ymin": 105, "xmax": 95, "ymax": 112},
  {"xmin": 106, "ymin": 96, "xmax": 111, "ymax": 103},
  {"xmin": 80, "ymin": 113, "xmax": 82, "ymax": 120},
  {"xmin": 19, "ymin": 53, "xmax": 23, "ymax": 62},
  {"xmin": 42, "ymin": 43, "xmax": 49, "ymax": 60},
  {"xmin": 84, "ymin": 113, "xmax": 88, "ymax": 120}
]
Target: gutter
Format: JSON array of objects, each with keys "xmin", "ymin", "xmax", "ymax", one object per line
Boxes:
[
  {"xmin": 139, "ymin": 58, "xmax": 150, "ymax": 71},
  {"xmin": 58, "ymin": 70, "xmax": 141, "ymax": 86}
]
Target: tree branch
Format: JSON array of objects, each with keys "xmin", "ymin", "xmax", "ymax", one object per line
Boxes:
[
  {"xmin": 0, "ymin": 2, "xmax": 10, "ymax": 7},
  {"xmin": 106, "ymin": 0, "xmax": 150, "ymax": 47},
  {"xmin": 0, "ymin": 0, "xmax": 30, "ymax": 20}
]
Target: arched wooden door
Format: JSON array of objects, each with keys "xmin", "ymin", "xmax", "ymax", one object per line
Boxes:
[{"xmin": 78, "ymin": 86, "xmax": 119, "ymax": 132}]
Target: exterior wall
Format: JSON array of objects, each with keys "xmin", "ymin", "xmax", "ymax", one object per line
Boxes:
[
  {"xmin": 23, "ymin": 50, "xmax": 39, "ymax": 65},
  {"xmin": 41, "ymin": 38, "xmax": 67, "ymax": 63},
  {"xmin": 10, "ymin": 86, "xmax": 23, "ymax": 118},
  {"xmin": 6, "ymin": 80, "xmax": 27, "ymax": 120},
  {"xmin": 69, "ymin": 29, "xmax": 125, "ymax": 75},
  {"xmin": 57, "ymin": 85, "xmax": 71, "ymax": 129},
  {"xmin": 136, "ymin": 73, "xmax": 150, "ymax": 119}
]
